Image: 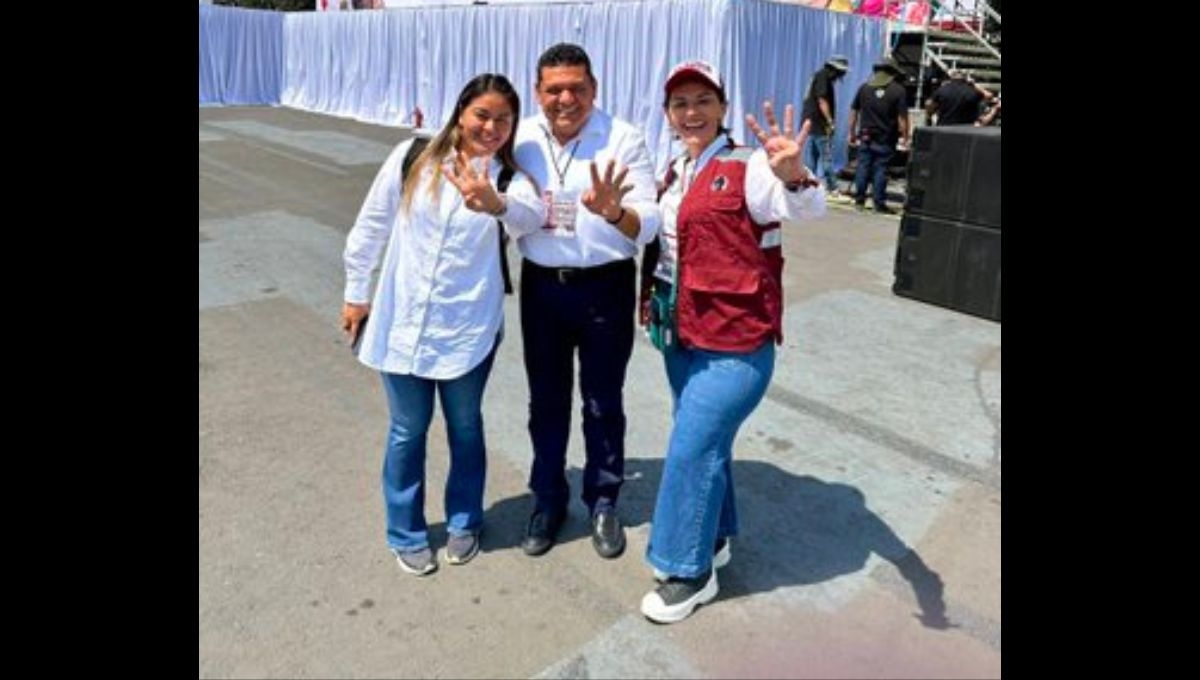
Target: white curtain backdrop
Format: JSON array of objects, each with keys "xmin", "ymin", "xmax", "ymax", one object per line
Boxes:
[
  {"xmin": 199, "ymin": 4, "xmax": 284, "ymax": 106},
  {"xmin": 201, "ymin": 0, "xmax": 886, "ymax": 168}
]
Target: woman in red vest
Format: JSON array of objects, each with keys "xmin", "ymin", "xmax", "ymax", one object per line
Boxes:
[{"xmin": 638, "ymin": 60, "xmax": 827, "ymax": 623}]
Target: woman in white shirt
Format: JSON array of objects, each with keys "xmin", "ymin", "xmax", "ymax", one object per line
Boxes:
[{"xmin": 341, "ymin": 74, "xmax": 546, "ymax": 576}]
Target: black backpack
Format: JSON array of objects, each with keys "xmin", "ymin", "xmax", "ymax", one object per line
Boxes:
[{"xmin": 401, "ymin": 136, "xmax": 516, "ymax": 294}]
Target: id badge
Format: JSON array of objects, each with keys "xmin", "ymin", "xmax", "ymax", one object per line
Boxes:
[{"xmin": 544, "ymin": 188, "xmax": 580, "ymax": 238}]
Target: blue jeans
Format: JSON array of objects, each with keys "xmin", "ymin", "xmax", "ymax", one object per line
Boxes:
[
  {"xmin": 853, "ymin": 142, "xmax": 895, "ymax": 209},
  {"xmin": 646, "ymin": 341, "xmax": 775, "ymax": 578},
  {"xmin": 379, "ymin": 341, "xmax": 497, "ymax": 551},
  {"xmin": 804, "ymin": 133, "xmax": 838, "ymax": 192}
]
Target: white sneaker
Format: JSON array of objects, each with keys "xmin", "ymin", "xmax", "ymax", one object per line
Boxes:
[{"xmin": 641, "ymin": 570, "xmax": 719, "ymax": 624}]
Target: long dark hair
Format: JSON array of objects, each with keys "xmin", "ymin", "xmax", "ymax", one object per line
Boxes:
[{"xmin": 401, "ymin": 73, "xmax": 524, "ymax": 214}]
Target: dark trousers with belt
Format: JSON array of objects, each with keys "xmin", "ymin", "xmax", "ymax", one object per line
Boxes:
[{"xmin": 520, "ymin": 258, "xmax": 635, "ymax": 518}]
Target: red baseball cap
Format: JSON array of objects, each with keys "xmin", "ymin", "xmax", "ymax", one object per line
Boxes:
[{"xmin": 664, "ymin": 60, "xmax": 726, "ymax": 100}]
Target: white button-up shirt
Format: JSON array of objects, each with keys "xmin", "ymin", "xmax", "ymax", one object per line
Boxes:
[
  {"xmin": 654, "ymin": 137, "xmax": 827, "ymax": 283},
  {"xmin": 513, "ymin": 108, "xmax": 662, "ymax": 267},
  {"xmin": 344, "ymin": 139, "xmax": 546, "ymax": 379}
]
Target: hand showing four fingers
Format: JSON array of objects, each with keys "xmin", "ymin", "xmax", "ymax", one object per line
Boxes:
[
  {"xmin": 582, "ymin": 159, "xmax": 633, "ymax": 224},
  {"xmin": 745, "ymin": 101, "xmax": 813, "ymax": 185},
  {"xmin": 444, "ymin": 150, "xmax": 505, "ymax": 215}
]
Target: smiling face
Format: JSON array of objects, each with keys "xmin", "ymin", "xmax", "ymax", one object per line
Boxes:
[
  {"xmin": 536, "ymin": 64, "xmax": 596, "ymax": 144},
  {"xmin": 456, "ymin": 91, "xmax": 515, "ymax": 159},
  {"xmin": 666, "ymin": 80, "xmax": 728, "ymax": 158}
]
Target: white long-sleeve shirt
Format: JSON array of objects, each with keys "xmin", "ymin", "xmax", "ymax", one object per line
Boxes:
[
  {"xmin": 343, "ymin": 138, "xmax": 546, "ymax": 379},
  {"xmin": 654, "ymin": 137, "xmax": 827, "ymax": 283},
  {"xmin": 513, "ymin": 108, "xmax": 662, "ymax": 267}
]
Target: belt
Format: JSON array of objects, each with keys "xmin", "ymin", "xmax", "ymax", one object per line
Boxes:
[{"xmin": 525, "ymin": 257, "xmax": 634, "ymax": 284}]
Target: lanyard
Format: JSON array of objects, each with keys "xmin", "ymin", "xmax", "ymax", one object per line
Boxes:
[{"xmin": 541, "ymin": 126, "xmax": 581, "ymax": 189}]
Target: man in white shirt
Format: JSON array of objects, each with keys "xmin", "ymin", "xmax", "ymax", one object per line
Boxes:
[{"xmin": 513, "ymin": 43, "xmax": 662, "ymax": 561}]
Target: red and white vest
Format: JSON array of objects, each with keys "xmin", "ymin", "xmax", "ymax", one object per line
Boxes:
[{"xmin": 674, "ymin": 147, "xmax": 784, "ymax": 352}]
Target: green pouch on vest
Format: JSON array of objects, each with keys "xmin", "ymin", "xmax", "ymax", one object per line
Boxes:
[{"xmin": 647, "ymin": 281, "xmax": 677, "ymax": 352}]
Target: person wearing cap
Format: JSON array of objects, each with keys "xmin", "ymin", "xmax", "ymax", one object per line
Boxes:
[
  {"xmin": 801, "ymin": 55, "xmax": 850, "ymax": 194},
  {"xmin": 637, "ymin": 59, "xmax": 826, "ymax": 624},
  {"xmin": 925, "ymin": 69, "xmax": 993, "ymax": 126},
  {"xmin": 511, "ymin": 43, "xmax": 663, "ymax": 562},
  {"xmin": 847, "ymin": 57, "xmax": 910, "ymax": 214}
]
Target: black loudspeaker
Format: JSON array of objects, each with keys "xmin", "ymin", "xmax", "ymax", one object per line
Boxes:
[
  {"xmin": 893, "ymin": 213, "xmax": 1001, "ymax": 322},
  {"xmin": 905, "ymin": 126, "xmax": 1001, "ymax": 229}
]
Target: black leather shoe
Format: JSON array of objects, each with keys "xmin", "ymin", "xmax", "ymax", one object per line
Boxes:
[
  {"xmin": 522, "ymin": 510, "xmax": 564, "ymax": 557},
  {"xmin": 591, "ymin": 511, "xmax": 626, "ymax": 559}
]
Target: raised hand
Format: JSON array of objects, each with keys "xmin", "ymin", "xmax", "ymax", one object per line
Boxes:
[
  {"xmin": 582, "ymin": 159, "xmax": 633, "ymax": 224},
  {"xmin": 744, "ymin": 100, "xmax": 813, "ymax": 185},
  {"xmin": 444, "ymin": 150, "xmax": 506, "ymax": 215}
]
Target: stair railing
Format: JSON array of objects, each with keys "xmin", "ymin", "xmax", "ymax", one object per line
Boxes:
[{"xmin": 916, "ymin": 0, "xmax": 1001, "ymax": 107}]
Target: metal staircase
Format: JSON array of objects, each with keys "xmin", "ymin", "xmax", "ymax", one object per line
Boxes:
[{"xmin": 917, "ymin": 1, "xmax": 1002, "ymax": 102}]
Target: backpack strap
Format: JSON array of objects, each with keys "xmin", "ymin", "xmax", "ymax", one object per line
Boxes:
[
  {"xmin": 401, "ymin": 136, "xmax": 515, "ymax": 295},
  {"xmin": 401, "ymin": 136, "xmax": 430, "ymax": 179},
  {"xmin": 496, "ymin": 166, "xmax": 516, "ymax": 295}
]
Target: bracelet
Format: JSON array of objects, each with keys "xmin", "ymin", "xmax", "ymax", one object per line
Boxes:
[
  {"xmin": 606, "ymin": 206, "xmax": 626, "ymax": 225},
  {"xmin": 784, "ymin": 177, "xmax": 819, "ymax": 192}
]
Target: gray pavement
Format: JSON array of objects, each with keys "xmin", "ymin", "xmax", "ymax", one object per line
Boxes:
[{"xmin": 199, "ymin": 106, "xmax": 1001, "ymax": 679}]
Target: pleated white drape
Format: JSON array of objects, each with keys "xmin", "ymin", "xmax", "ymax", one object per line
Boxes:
[
  {"xmin": 201, "ymin": 0, "xmax": 886, "ymax": 169},
  {"xmin": 199, "ymin": 5, "xmax": 284, "ymax": 106}
]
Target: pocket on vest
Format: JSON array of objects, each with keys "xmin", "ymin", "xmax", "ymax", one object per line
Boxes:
[
  {"xmin": 681, "ymin": 266, "xmax": 761, "ymax": 295},
  {"xmin": 708, "ymin": 195, "xmax": 744, "ymax": 213}
]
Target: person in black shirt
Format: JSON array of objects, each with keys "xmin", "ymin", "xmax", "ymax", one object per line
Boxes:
[
  {"xmin": 925, "ymin": 70, "xmax": 993, "ymax": 126},
  {"xmin": 801, "ymin": 55, "xmax": 850, "ymax": 193},
  {"xmin": 847, "ymin": 58, "xmax": 909, "ymax": 214}
]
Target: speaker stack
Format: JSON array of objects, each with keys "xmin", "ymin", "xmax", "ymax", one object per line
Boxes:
[{"xmin": 893, "ymin": 126, "xmax": 1001, "ymax": 321}]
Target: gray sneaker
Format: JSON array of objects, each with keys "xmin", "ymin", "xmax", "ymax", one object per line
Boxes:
[
  {"xmin": 392, "ymin": 547, "xmax": 437, "ymax": 576},
  {"xmin": 445, "ymin": 532, "xmax": 480, "ymax": 565}
]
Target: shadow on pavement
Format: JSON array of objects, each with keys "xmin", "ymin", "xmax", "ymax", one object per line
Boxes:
[{"xmin": 474, "ymin": 458, "xmax": 951, "ymax": 630}]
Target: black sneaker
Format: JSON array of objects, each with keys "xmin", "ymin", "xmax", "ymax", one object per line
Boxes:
[
  {"xmin": 874, "ymin": 204, "xmax": 897, "ymax": 215},
  {"xmin": 521, "ymin": 510, "xmax": 564, "ymax": 556},
  {"xmin": 640, "ymin": 570, "xmax": 719, "ymax": 624}
]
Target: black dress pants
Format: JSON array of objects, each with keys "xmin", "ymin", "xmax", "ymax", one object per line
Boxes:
[{"xmin": 519, "ymin": 258, "xmax": 636, "ymax": 517}]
